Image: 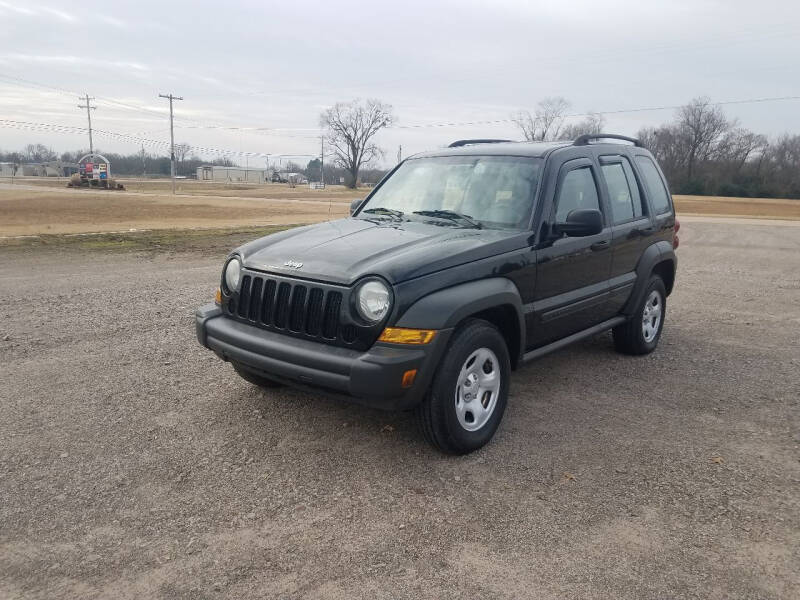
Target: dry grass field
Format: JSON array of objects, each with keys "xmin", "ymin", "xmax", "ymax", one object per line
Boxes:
[
  {"xmin": 1, "ymin": 177, "xmax": 798, "ymax": 238},
  {"xmin": 0, "ymin": 179, "xmax": 357, "ymax": 236},
  {"xmin": 17, "ymin": 176, "xmax": 365, "ymax": 200},
  {"xmin": 673, "ymin": 194, "xmax": 800, "ymax": 220}
]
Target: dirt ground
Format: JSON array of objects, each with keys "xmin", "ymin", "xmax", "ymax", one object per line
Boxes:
[
  {"xmin": 2, "ymin": 178, "xmax": 798, "ymax": 237},
  {"xmin": 0, "ymin": 219, "xmax": 798, "ymax": 599},
  {"xmin": 0, "ymin": 181, "xmax": 355, "ymax": 236}
]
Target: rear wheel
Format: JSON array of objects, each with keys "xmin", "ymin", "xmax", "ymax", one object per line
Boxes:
[
  {"xmin": 232, "ymin": 363, "xmax": 284, "ymax": 388},
  {"xmin": 415, "ymin": 319, "xmax": 510, "ymax": 454},
  {"xmin": 613, "ymin": 275, "xmax": 666, "ymax": 355}
]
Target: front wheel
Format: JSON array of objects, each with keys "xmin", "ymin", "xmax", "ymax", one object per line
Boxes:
[
  {"xmin": 613, "ymin": 275, "xmax": 667, "ymax": 355},
  {"xmin": 415, "ymin": 319, "xmax": 510, "ymax": 454}
]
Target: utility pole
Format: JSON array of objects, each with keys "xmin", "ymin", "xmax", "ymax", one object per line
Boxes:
[
  {"xmin": 320, "ymin": 135, "xmax": 325, "ymax": 185},
  {"xmin": 158, "ymin": 92, "xmax": 183, "ymax": 194},
  {"xmin": 77, "ymin": 94, "xmax": 96, "ymax": 154},
  {"xmin": 397, "ymin": 144, "xmax": 402, "ymax": 163}
]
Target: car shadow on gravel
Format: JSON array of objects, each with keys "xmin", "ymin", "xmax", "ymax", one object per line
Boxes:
[{"xmin": 218, "ymin": 329, "xmax": 690, "ymax": 459}]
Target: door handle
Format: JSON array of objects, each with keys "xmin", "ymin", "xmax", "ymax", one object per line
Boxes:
[
  {"xmin": 590, "ymin": 240, "xmax": 609, "ymax": 251},
  {"xmin": 637, "ymin": 226, "xmax": 656, "ymax": 236}
]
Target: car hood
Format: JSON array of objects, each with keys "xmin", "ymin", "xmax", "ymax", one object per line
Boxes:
[{"xmin": 237, "ymin": 217, "xmax": 527, "ymax": 286}]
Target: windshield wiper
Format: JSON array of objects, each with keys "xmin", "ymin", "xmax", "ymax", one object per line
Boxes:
[
  {"xmin": 413, "ymin": 209, "xmax": 482, "ymax": 229},
  {"xmin": 361, "ymin": 207, "xmax": 404, "ymax": 219}
]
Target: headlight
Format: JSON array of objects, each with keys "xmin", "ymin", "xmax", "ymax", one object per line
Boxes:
[
  {"xmin": 223, "ymin": 256, "xmax": 242, "ymax": 293},
  {"xmin": 356, "ymin": 280, "xmax": 391, "ymax": 322}
]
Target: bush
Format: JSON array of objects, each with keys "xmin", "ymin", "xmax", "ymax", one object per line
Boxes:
[
  {"xmin": 679, "ymin": 179, "xmax": 706, "ymax": 195},
  {"xmin": 717, "ymin": 182, "xmax": 751, "ymax": 198}
]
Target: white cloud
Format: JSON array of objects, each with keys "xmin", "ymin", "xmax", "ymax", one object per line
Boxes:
[
  {"xmin": 3, "ymin": 54, "xmax": 150, "ymax": 72},
  {"xmin": 0, "ymin": 2, "xmax": 34, "ymax": 16},
  {"xmin": 40, "ymin": 7, "xmax": 76, "ymax": 22},
  {"xmin": 98, "ymin": 15, "xmax": 125, "ymax": 28}
]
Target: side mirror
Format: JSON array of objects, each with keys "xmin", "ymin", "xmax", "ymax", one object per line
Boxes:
[
  {"xmin": 350, "ymin": 198, "xmax": 363, "ymax": 216},
  {"xmin": 555, "ymin": 208, "xmax": 603, "ymax": 237}
]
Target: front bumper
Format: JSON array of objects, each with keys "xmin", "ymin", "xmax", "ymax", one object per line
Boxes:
[{"xmin": 195, "ymin": 303, "xmax": 451, "ymax": 410}]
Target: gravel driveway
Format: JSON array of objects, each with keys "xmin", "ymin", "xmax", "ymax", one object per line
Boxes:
[{"xmin": 1, "ymin": 219, "xmax": 798, "ymax": 599}]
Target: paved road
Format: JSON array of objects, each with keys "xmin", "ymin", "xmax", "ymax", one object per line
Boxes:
[{"xmin": 1, "ymin": 220, "xmax": 798, "ymax": 599}]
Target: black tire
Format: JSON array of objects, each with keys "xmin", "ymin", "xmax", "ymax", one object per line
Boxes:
[
  {"xmin": 232, "ymin": 363, "xmax": 284, "ymax": 388},
  {"xmin": 415, "ymin": 319, "xmax": 510, "ymax": 454},
  {"xmin": 613, "ymin": 275, "xmax": 667, "ymax": 355}
]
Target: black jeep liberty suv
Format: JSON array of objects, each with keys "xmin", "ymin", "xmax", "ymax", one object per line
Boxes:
[{"xmin": 196, "ymin": 134, "xmax": 679, "ymax": 454}]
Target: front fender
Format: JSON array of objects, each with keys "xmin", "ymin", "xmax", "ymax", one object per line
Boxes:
[{"xmin": 394, "ymin": 278, "xmax": 526, "ymax": 359}]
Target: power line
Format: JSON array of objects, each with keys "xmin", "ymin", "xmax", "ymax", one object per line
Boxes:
[
  {"xmin": 389, "ymin": 95, "xmax": 800, "ymax": 130},
  {"xmin": 0, "ymin": 119, "xmax": 315, "ymax": 161},
  {"xmin": 0, "ymin": 72, "xmax": 324, "ymax": 135}
]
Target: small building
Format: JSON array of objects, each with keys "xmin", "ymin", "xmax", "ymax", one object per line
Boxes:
[
  {"xmin": 20, "ymin": 164, "xmax": 46, "ymax": 176},
  {"xmin": 0, "ymin": 162, "xmax": 17, "ymax": 177},
  {"xmin": 43, "ymin": 161, "xmax": 79, "ymax": 177},
  {"xmin": 8, "ymin": 162, "xmax": 78, "ymax": 177},
  {"xmin": 196, "ymin": 166, "xmax": 267, "ymax": 184}
]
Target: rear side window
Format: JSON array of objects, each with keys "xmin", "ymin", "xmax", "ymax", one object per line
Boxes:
[
  {"xmin": 602, "ymin": 158, "xmax": 645, "ymax": 224},
  {"xmin": 636, "ymin": 156, "xmax": 671, "ymax": 214},
  {"xmin": 554, "ymin": 167, "xmax": 600, "ymax": 222}
]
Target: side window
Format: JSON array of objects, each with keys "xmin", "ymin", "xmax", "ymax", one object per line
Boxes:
[
  {"xmin": 602, "ymin": 158, "xmax": 645, "ymax": 224},
  {"xmin": 601, "ymin": 163, "xmax": 633, "ymax": 223},
  {"xmin": 621, "ymin": 159, "xmax": 645, "ymax": 218},
  {"xmin": 636, "ymin": 156, "xmax": 671, "ymax": 214},
  {"xmin": 554, "ymin": 166, "xmax": 600, "ymax": 222}
]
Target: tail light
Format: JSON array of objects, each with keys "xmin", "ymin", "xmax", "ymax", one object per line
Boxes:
[{"xmin": 673, "ymin": 218, "xmax": 680, "ymax": 249}]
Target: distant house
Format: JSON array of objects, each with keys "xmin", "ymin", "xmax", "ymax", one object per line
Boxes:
[
  {"xmin": 20, "ymin": 164, "xmax": 46, "ymax": 176},
  {"xmin": 196, "ymin": 166, "xmax": 267, "ymax": 184},
  {"xmin": 0, "ymin": 162, "xmax": 17, "ymax": 177},
  {"xmin": 286, "ymin": 172, "xmax": 308, "ymax": 185}
]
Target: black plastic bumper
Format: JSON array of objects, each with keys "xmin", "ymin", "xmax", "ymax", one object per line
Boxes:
[{"xmin": 195, "ymin": 304, "xmax": 451, "ymax": 410}]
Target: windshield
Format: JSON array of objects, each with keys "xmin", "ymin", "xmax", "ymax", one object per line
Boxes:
[{"xmin": 358, "ymin": 155, "xmax": 542, "ymax": 230}]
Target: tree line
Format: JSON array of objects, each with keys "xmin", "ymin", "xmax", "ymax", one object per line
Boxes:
[
  {"xmin": 0, "ymin": 144, "xmax": 227, "ymax": 177},
  {"xmin": 0, "ymin": 142, "xmax": 390, "ymax": 185},
  {"xmin": 4, "ymin": 96, "xmax": 799, "ymax": 197},
  {"xmin": 511, "ymin": 96, "xmax": 800, "ymax": 199}
]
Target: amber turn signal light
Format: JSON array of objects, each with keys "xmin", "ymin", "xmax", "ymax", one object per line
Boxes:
[
  {"xmin": 214, "ymin": 288, "xmax": 222, "ymax": 305},
  {"xmin": 378, "ymin": 327, "xmax": 437, "ymax": 345},
  {"xmin": 401, "ymin": 369, "xmax": 417, "ymax": 388}
]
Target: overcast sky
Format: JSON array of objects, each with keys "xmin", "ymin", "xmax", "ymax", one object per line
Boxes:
[{"xmin": 1, "ymin": 0, "xmax": 799, "ymax": 167}]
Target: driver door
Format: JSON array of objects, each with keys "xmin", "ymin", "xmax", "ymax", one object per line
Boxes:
[{"xmin": 528, "ymin": 158, "xmax": 614, "ymax": 348}]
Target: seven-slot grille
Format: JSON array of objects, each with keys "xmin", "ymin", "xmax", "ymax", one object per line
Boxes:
[{"xmin": 227, "ymin": 271, "xmax": 364, "ymax": 347}]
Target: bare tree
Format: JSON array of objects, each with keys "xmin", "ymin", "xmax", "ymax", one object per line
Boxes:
[
  {"xmin": 716, "ymin": 128, "xmax": 767, "ymax": 169},
  {"xmin": 762, "ymin": 134, "xmax": 800, "ymax": 197},
  {"xmin": 677, "ymin": 97, "xmax": 730, "ymax": 181},
  {"xmin": 512, "ymin": 97, "xmax": 571, "ymax": 141},
  {"xmin": 24, "ymin": 143, "xmax": 56, "ymax": 162},
  {"xmin": 320, "ymin": 99, "xmax": 394, "ymax": 188},
  {"xmin": 174, "ymin": 143, "xmax": 190, "ymax": 162},
  {"xmin": 559, "ymin": 112, "xmax": 606, "ymax": 140},
  {"xmin": 637, "ymin": 124, "xmax": 691, "ymax": 184}
]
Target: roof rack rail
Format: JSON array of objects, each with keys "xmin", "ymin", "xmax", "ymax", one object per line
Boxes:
[
  {"xmin": 573, "ymin": 133, "xmax": 642, "ymax": 147},
  {"xmin": 448, "ymin": 139, "xmax": 512, "ymax": 148}
]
